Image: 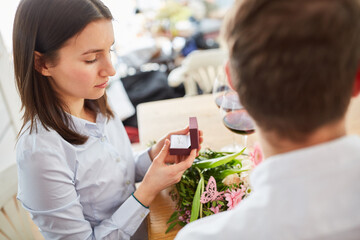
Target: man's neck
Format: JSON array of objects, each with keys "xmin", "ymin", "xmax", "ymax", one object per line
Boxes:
[{"xmin": 259, "ymin": 118, "xmax": 347, "ymax": 158}]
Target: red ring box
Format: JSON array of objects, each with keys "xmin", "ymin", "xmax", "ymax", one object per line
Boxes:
[{"xmin": 169, "ymin": 117, "xmax": 199, "ymax": 155}]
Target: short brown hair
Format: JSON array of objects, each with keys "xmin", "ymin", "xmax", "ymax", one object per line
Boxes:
[
  {"xmin": 223, "ymin": 0, "xmax": 360, "ymax": 141},
  {"xmin": 13, "ymin": 0, "xmax": 114, "ymax": 144}
]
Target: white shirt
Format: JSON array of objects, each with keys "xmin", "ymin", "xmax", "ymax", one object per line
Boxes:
[
  {"xmin": 176, "ymin": 135, "xmax": 360, "ymax": 240},
  {"xmin": 16, "ymin": 113, "xmax": 152, "ymax": 240}
]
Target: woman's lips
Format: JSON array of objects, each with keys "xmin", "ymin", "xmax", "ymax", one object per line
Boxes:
[{"xmin": 95, "ymin": 80, "xmax": 108, "ymax": 88}]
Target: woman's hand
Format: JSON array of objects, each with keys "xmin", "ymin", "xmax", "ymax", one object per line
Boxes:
[
  {"xmin": 148, "ymin": 126, "xmax": 203, "ymax": 163},
  {"xmin": 134, "ymin": 139, "xmax": 196, "ymax": 207}
]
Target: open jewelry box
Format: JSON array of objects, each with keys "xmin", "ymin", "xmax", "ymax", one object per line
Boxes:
[{"xmin": 169, "ymin": 117, "xmax": 199, "ymax": 155}]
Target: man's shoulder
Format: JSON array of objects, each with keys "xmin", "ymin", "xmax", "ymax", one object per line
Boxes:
[{"xmin": 176, "ymin": 194, "xmax": 278, "ymax": 240}]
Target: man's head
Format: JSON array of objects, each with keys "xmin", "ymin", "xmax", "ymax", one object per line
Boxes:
[{"xmin": 223, "ymin": 0, "xmax": 360, "ymax": 142}]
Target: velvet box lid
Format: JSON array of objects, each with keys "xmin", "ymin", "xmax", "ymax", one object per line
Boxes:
[{"xmin": 169, "ymin": 117, "xmax": 199, "ymax": 155}]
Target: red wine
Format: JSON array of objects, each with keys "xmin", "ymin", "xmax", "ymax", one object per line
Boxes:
[
  {"xmin": 215, "ymin": 92, "xmax": 242, "ymax": 111},
  {"xmin": 223, "ymin": 110, "xmax": 255, "ymax": 135}
]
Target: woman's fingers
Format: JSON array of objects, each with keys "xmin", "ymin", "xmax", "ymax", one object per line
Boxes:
[
  {"xmin": 199, "ymin": 130, "xmax": 204, "ymax": 143},
  {"xmin": 170, "ymin": 149, "xmax": 196, "ymax": 173},
  {"xmin": 153, "ymin": 139, "xmax": 170, "ymax": 164},
  {"xmin": 166, "ymin": 126, "xmax": 190, "ymax": 139}
]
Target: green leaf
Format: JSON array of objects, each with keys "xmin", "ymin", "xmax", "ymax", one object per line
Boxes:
[
  {"xmin": 166, "ymin": 221, "xmax": 179, "ymax": 234},
  {"xmin": 203, "ymin": 210, "xmax": 212, "ymax": 216},
  {"xmin": 167, "ymin": 211, "xmax": 178, "ymax": 224},
  {"xmin": 193, "ymin": 149, "xmax": 245, "ymax": 169},
  {"xmin": 231, "ymin": 159, "xmax": 242, "ymax": 168},
  {"xmin": 180, "ymin": 182, "xmax": 186, "ymax": 193},
  {"xmin": 179, "ymin": 192, "xmax": 186, "ymax": 198},
  {"xmin": 190, "ymin": 175, "xmax": 203, "ymax": 222},
  {"xmin": 218, "ymin": 168, "xmax": 249, "ymax": 179},
  {"xmin": 200, "ymin": 175, "xmax": 204, "ymax": 219}
]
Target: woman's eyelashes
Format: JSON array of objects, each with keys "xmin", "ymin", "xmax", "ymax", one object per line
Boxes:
[
  {"xmin": 85, "ymin": 58, "xmax": 97, "ymax": 64},
  {"xmin": 84, "ymin": 48, "xmax": 113, "ymax": 64}
]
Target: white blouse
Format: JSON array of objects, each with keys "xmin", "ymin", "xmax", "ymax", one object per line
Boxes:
[{"xmin": 16, "ymin": 113, "xmax": 152, "ymax": 239}]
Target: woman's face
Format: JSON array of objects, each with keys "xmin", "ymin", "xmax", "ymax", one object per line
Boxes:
[{"xmin": 44, "ymin": 19, "xmax": 115, "ymax": 106}]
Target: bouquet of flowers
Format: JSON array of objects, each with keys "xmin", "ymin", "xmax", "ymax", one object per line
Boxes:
[{"xmin": 166, "ymin": 145, "xmax": 263, "ymax": 233}]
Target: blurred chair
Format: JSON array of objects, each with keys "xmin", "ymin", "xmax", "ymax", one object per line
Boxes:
[
  {"xmin": 168, "ymin": 48, "xmax": 228, "ymax": 96},
  {"xmin": 0, "ymin": 33, "xmax": 43, "ymax": 240},
  {"xmin": 0, "ymin": 165, "xmax": 43, "ymax": 240}
]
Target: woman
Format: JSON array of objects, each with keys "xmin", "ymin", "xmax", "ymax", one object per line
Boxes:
[{"xmin": 13, "ymin": 0, "xmax": 201, "ymax": 239}]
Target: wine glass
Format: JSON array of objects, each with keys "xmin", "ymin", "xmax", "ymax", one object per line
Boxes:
[
  {"xmin": 212, "ymin": 71, "xmax": 230, "ymax": 108},
  {"xmin": 219, "ymin": 90, "xmax": 255, "ymax": 152}
]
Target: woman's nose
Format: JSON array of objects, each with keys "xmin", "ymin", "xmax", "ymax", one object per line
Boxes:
[{"xmin": 100, "ymin": 54, "xmax": 116, "ymax": 77}]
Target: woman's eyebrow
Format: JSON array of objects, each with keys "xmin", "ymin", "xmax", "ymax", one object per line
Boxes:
[
  {"xmin": 81, "ymin": 41, "xmax": 115, "ymax": 55},
  {"xmin": 82, "ymin": 49, "xmax": 103, "ymax": 55}
]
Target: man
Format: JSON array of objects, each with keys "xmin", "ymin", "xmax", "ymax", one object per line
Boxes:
[{"xmin": 176, "ymin": 0, "xmax": 360, "ymax": 239}]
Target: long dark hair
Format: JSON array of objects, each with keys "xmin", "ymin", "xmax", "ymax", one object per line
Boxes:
[{"xmin": 13, "ymin": 0, "xmax": 114, "ymax": 144}]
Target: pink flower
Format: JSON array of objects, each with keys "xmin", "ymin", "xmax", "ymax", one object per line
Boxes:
[
  {"xmin": 250, "ymin": 143, "xmax": 263, "ymax": 167},
  {"xmin": 224, "ymin": 188, "xmax": 245, "ymax": 210},
  {"xmin": 210, "ymin": 204, "xmax": 221, "ymax": 214}
]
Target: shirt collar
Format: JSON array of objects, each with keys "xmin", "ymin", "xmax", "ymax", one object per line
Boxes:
[{"xmin": 68, "ymin": 112, "xmax": 107, "ymax": 137}]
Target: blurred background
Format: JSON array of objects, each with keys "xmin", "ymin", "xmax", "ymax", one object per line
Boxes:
[{"xmin": 0, "ymin": 0, "xmax": 233, "ymax": 146}]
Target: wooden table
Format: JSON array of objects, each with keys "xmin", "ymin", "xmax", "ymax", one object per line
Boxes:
[
  {"xmin": 137, "ymin": 94, "xmax": 360, "ymax": 240},
  {"xmin": 137, "ymin": 94, "xmax": 260, "ymax": 152}
]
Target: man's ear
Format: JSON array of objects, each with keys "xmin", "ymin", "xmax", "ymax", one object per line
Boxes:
[
  {"xmin": 352, "ymin": 67, "xmax": 360, "ymax": 97},
  {"xmin": 225, "ymin": 60, "xmax": 236, "ymax": 91},
  {"xmin": 34, "ymin": 51, "xmax": 51, "ymax": 76}
]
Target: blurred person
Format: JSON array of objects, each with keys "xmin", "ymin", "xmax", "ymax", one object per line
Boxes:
[
  {"xmin": 13, "ymin": 0, "xmax": 202, "ymax": 239},
  {"xmin": 176, "ymin": 0, "xmax": 360, "ymax": 239}
]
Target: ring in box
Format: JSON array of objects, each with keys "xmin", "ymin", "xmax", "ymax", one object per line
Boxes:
[{"xmin": 169, "ymin": 117, "xmax": 199, "ymax": 155}]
